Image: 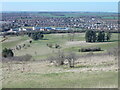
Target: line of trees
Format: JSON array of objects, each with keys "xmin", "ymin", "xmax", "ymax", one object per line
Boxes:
[
  {"xmin": 28, "ymin": 32, "xmax": 44, "ymax": 40},
  {"xmin": 85, "ymin": 30, "xmax": 112, "ymax": 42}
]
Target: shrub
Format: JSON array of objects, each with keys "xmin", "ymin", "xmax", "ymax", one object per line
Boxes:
[
  {"xmin": 47, "ymin": 43, "xmax": 53, "ymax": 48},
  {"xmin": 29, "ymin": 40, "xmax": 32, "ymax": 43},
  {"xmin": 55, "ymin": 44, "xmax": 60, "ymax": 49},
  {"xmin": 79, "ymin": 47, "xmax": 101, "ymax": 52},
  {"xmin": 30, "ymin": 32, "xmax": 44, "ymax": 40},
  {"xmin": 2, "ymin": 54, "xmax": 32, "ymax": 62},
  {"xmin": 47, "ymin": 51, "xmax": 65, "ymax": 66},
  {"xmin": 2, "ymin": 48, "xmax": 14, "ymax": 58},
  {"xmin": 66, "ymin": 52, "xmax": 77, "ymax": 68},
  {"xmin": 48, "ymin": 51, "xmax": 78, "ymax": 68},
  {"xmin": 106, "ymin": 32, "xmax": 112, "ymax": 41}
]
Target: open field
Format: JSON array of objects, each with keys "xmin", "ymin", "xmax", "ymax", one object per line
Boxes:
[
  {"xmin": 2, "ymin": 71, "xmax": 118, "ymax": 88},
  {"xmin": 32, "ymin": 12, "xmax": 118, "ymax": 18},
  {"xmin": 1, "ymin": 32, "xmax": 119, "ymax": 88}
]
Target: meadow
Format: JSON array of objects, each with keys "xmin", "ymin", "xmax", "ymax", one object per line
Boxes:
[{"xmin": 1, "ymin": 32, "xmax": 119, "ymax": 88}]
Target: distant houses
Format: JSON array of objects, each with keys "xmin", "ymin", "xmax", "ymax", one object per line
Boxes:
[
  {"xmin": 55, "ymin": 27, "xmax": 69, "ymax": 30},
  {"xmin": 7, "ymin": 28, "xmax": 19, "ymax": 33},
  {"xmin": 2, "ymin": 12, "xmax": 118, "ymax": 32},
  {"xmin": 6, "ymin": 27, "xmax": 69, "ymax": 33}
]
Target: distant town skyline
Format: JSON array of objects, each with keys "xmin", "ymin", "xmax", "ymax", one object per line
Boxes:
[{"xmin": 2, "ymin": 2, "xmax": 118, "ymax": 12}]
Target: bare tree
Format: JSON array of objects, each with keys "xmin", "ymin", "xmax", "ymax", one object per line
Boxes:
[
  {"xmin": 56, "ymin": 51, "xmax": 65, "ymax": 66},
  {"xmin": 66, "ymin": 52, "xmax": 77, "ymax": 68},
  {"xmin": 21, "ymin": 54, "xmax": 32, "ymax": 73},
  {"xmin": 47, "ymin": 51, "xmax": 65, "ymax": 66},
  {"xmin": 47, "ymin": 51, "xmax": 78, "ymax": 68}
]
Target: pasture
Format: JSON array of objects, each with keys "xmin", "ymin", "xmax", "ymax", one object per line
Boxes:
[{"xmin": 1, "ymin": 32, "xmax": 119, "ymax": 88}]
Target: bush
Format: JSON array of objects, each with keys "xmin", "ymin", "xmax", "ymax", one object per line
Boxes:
[
  {"xmin": 48, "ymin": 51, "xmax": 78, "ymax": 68},
  {"xmin": 2, "ymin": 54, "xmax": 32, "ymax": 62},
  {"xmin": 46, "ymin": 43, "xmax": 53, "ymax": 48},
  {"xmin": 29, "ymin": 40, "xmax": 32, "ymax": 43},
  {"xmin": 55, "ymin": 44, "xmax": 60, "ymax": 49},
  {"xmin": 2, "ymin": 48, "xmax": 14, "ymax": 58},
  {"xmin": 79, "ymin": 47, "xmax": 101, "ymax": 52},
  {"xmin": 66, "ymin": 52, "xmax": 77, "ymax": 68},
  {"xmin": 30, "ymin": 32, "xmax": 44, "ymax": 40},
  {"xmin": 47, "ymin": 51, "xmax": 65, "ymax": 66}
]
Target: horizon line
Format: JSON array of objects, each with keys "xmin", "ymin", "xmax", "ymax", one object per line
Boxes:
[{"xmin": 1, "ymin": 11, "xmax": 118, "ymax": 13}]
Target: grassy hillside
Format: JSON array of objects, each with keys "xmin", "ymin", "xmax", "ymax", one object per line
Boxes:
[
  {"xmin": 3, "ymin": 71, "xmax": 118, "ymax": 88},
  {"xmin": 2, "ymin": 33, "xmax": 118, "ymax": 60},
  {"xmin": 2, "ymin": 33, "xmax": 118, "ymax": 88}
]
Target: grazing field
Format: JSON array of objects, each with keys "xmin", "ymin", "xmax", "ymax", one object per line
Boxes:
[{"xmin": 1, "ymin": 32, "xmax": 118, "ymax": 88}]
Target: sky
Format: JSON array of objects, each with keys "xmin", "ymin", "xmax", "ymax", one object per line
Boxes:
[
  {"xmin": 1, "ymin": 2, "xmax": 119, "ymax": 12},
  {"xmin": 1, "ymin": 0, "xmax": 120, "ymax": 2}
]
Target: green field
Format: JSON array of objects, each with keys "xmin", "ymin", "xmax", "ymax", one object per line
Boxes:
[
  {"xmin": 2, "ymin": 33, "xmax": 118, "ymax": 88},
  {"xmin": 2, "ymin": 33, "xmax": 118, "ymax": 60},
  {"xmin": 31, "ymin": 12, "xmax": 118, "ymax": 18},
  {"xmin": 102, "ymin": 16, "xmax": 118, "ymax": 20},
  {"xmin": 3, "ymin": 71, "xmax": 118, "ymax": 88}
]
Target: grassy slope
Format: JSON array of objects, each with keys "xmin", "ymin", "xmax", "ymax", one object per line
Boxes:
[
  {"xmin": 2, "ymin": 33, "xmax": 118, "ymax": 88},
  {"xmin": 2, "ymin": 33, "xmax": 118, "ymax": 60},
  {"xmin": 2, "ymin": 35, "xmax": 29, "ymax": 49},
  {"xmin": 3, "ymin": 71, "xmax": 118, "ymax": 88},
  {"xmin": 64, "ymin": 33, "xmax": 118, "ymax": 53}
]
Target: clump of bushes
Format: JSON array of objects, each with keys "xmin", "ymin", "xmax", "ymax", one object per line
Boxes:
[
  {"xmin": 46, "ymin": 43, "xmax": 61, "ymax": 49},
  {"xmin": 2, "ymin": 48, "xmax": 14, "ymax": 58},
  {"xmin": 55, "ymin": 44, "xmax": 61, "ymax": 49},
  {"xmin": 28, "ymin": 32, "xmax": 44, "ymax": 40},
  {"xmin": 29, "ymin": 40, "xmax": 32, "ymax": 44},
  {"xmin": 48, "ymin": 51, "xmax": 78, "ymax": 68},
  {"xmin": 79, "ymin": 47, "xmax": 102, "ymax": 52},
  {"xmin": 46, "ymin": 43, "xmax": 53, "ymax": 48}
]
